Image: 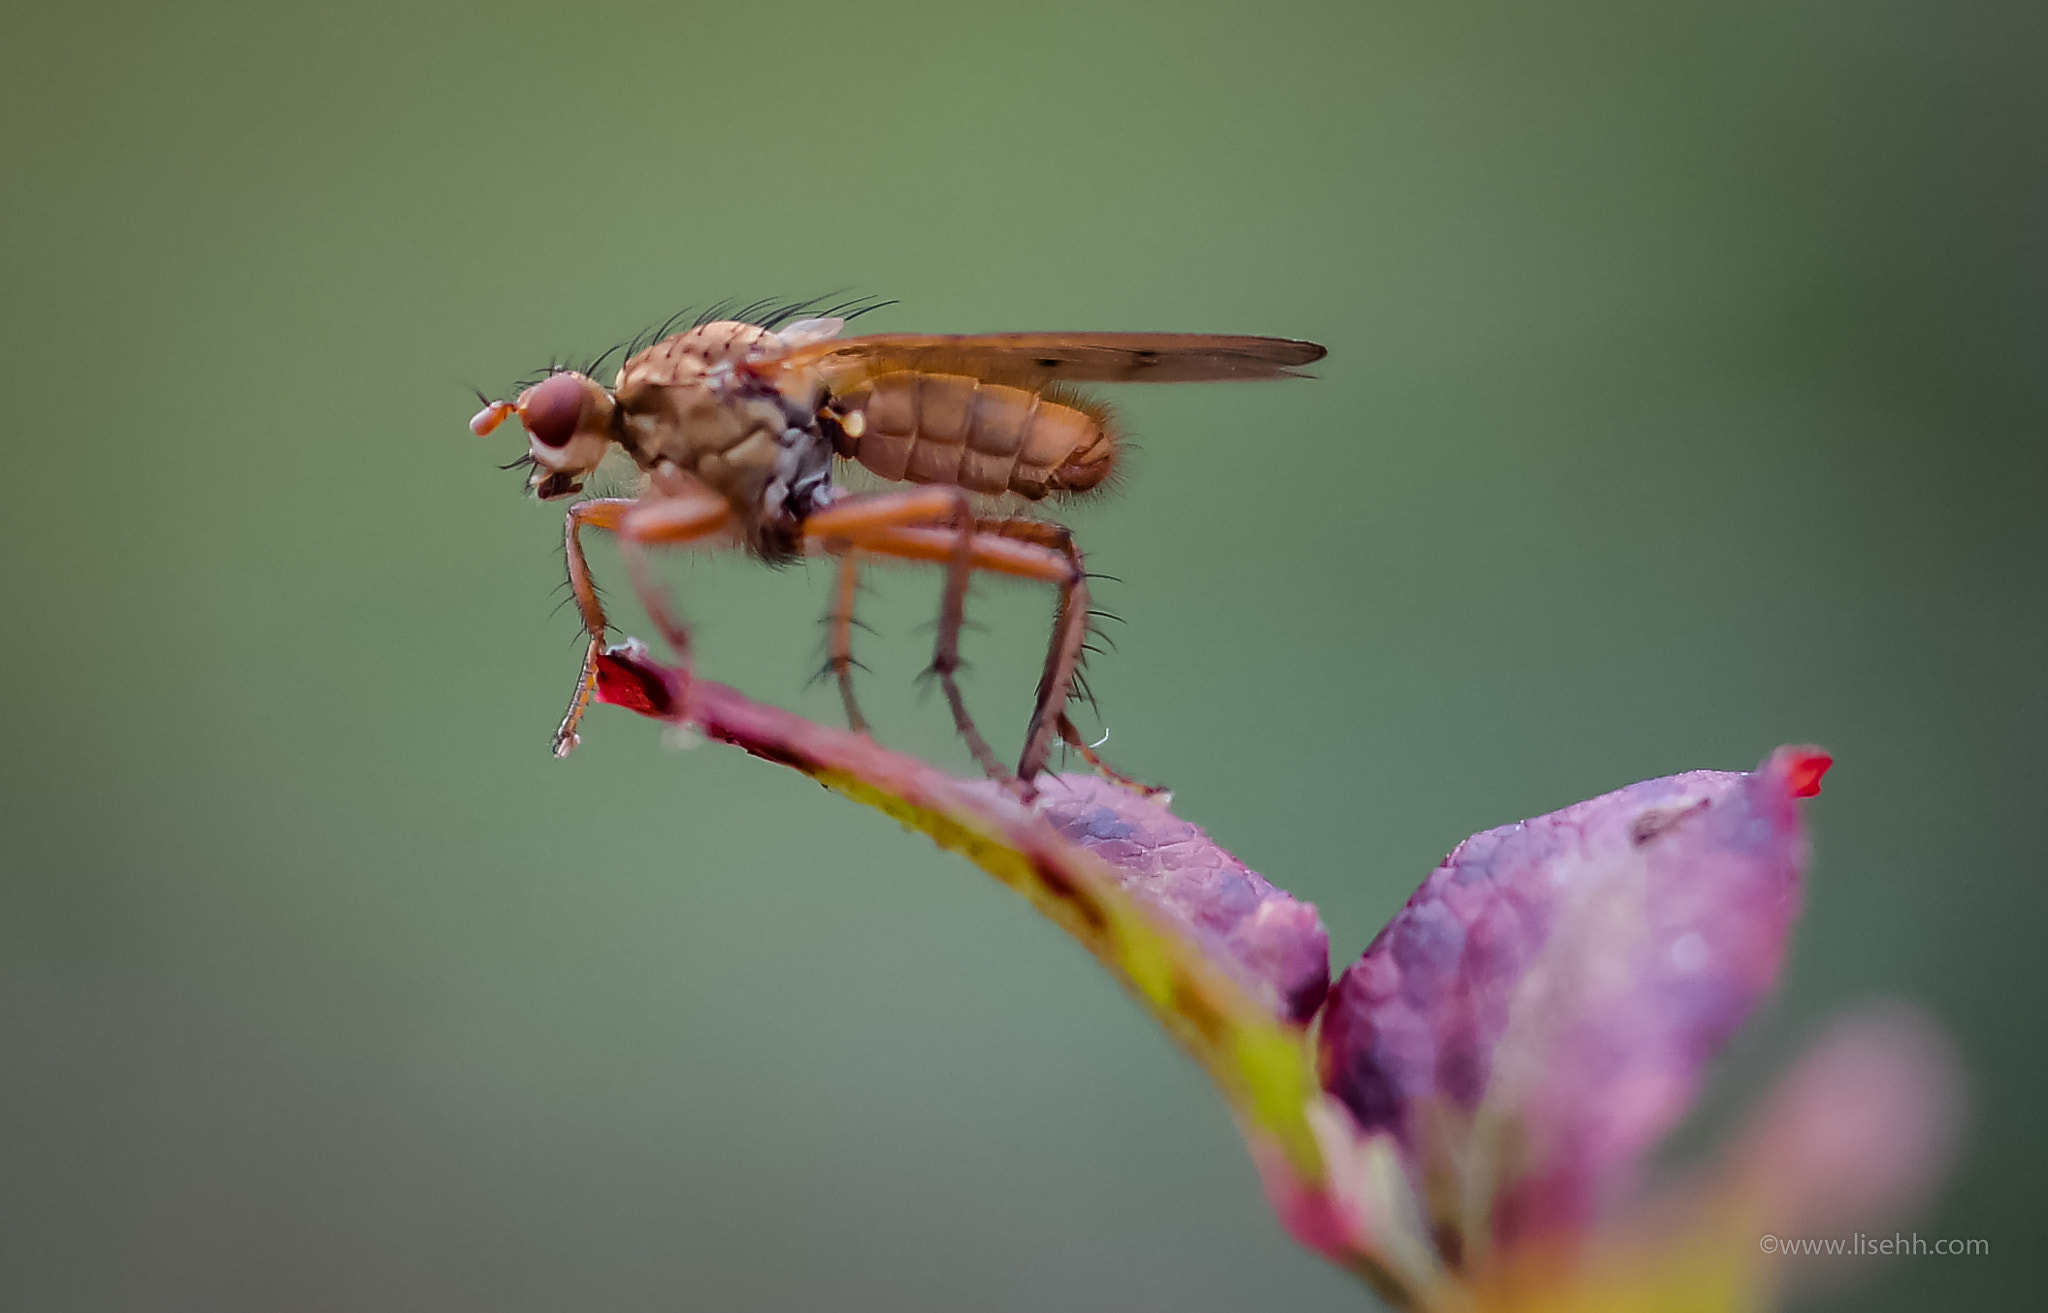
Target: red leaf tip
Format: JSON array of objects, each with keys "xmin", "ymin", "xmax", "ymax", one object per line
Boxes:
[
  {"xmin": 1777, "ymin": 746, "xmax": 1834, "ymax": 798},
  {"xmin": 592, "ymin": 640, "xmax": 680, "ymax": 717}
]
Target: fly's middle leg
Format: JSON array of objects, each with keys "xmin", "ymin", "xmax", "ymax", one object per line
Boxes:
[
  {"xmin": 803, "ymin": 488, "xmax": 1010, "ymax": 782},
  {"xmin": 801, "ymin": 489, "xmax": 1098, "ymax": 795},
  {"xmin": 823, "ymin": 551, "xmax": 870, "ymax": 733},
  {"xmin": 929, "ymin": 489, "xmax": 1009, "ymax": 784},
  {"xmin": 613, "ymin": 489, "xmax": 737, "ymax": 669}
]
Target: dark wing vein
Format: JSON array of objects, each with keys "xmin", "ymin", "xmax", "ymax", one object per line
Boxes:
[{"xmin": 773, "ymin": 332, "xmax": 1327, "ymax": 384}]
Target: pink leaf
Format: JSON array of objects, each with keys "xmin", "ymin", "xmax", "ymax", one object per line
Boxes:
[
  {"xmin": 1319, "ymin": 748, "xmax": 1827, "ymax": 1255},
  {"xmin": 1021, "ymin": 776, "xmax": 1330, "ymax": 1023}
]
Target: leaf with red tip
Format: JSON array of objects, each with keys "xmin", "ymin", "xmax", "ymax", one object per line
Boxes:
[
  {"xmin": 592, "ymin": 641, "xmax": 679, "ymax": 717},
  {"xmin": 1782, "ymin": 748, "xmax": 1832, "ymax": 798},
  {"xmin": 584, "ymin": 643, "xmax": 1458, "ymax": 1298},
  {"xmin": 588, "ymin": 647, "xmax": 1339, "ymax": 1179},
  {"xmin": 1318, "ymin": 749, "xmax": 1825, "ymax": 1261}
]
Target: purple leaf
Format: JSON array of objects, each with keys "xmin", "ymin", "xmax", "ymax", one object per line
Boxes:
[
  {"xmin": 585, "ymin": 642, "xmax": 1336, "ymax": 1198},
  {"xmin": 1318, "ymin": 747, "xmax": 1830, "ymax": 1254},
  {"xmin": 1026, "ymin": 776, "xmax": 1331, "ymax": 1024}
]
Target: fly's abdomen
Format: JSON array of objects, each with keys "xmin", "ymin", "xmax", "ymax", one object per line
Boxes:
[{"xmin": 829, "ymin": 372, "xmax": 1116, "ymax": 500}]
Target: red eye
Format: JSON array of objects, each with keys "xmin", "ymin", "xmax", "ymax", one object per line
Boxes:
[{"xmin": 522, "ymin": 373, "xmax": 585, "ymax": 448}]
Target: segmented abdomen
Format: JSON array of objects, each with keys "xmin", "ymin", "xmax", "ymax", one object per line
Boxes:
[{"xmin": 829, "ymin": 372, "xmax": 1116, "ymax": 500}]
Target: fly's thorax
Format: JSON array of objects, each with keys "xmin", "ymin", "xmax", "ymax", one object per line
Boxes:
[
  {"xmin": 613, "ymin": 321, "xmax": 804, "ymax": 492},
  {"xmin": 614, "ymin": 364, "xmax": 837, "ymax": 553},
  {"xmin": 613, "ymin": 320, "xmax": 790, "ymax": 391},
  {"xmin": 616, "ymin": 371, "xmax": 786, "ymax": 482}
]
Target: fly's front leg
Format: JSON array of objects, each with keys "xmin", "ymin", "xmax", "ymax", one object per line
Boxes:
[
  {"xmin": 552, "ymin": 490, "xmax": 732, "ymax": 758},
  {"xmin": 554, "ymin": 498, "xmax": 637, "ymax": 757}
]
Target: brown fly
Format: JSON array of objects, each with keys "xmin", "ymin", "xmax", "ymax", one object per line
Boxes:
[{"xmin": 471, "ymin": 309, "xmax": 1325, "ymax": 792}]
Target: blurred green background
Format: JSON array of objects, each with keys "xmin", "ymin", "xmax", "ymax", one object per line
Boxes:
[{"xmin": 2, "ymin": 1, "xmax": 2040, "ymax": 1308}]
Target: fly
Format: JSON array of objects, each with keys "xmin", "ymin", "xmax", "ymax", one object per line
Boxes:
[{"xmin": 471, "ymin": 309, "xmax": 1326, "ymax": 793}]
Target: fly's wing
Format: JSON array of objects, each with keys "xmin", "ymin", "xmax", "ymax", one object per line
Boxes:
[{"xmin": 759, "ymin": 332, "xmax": 1327, "ymax": 387}]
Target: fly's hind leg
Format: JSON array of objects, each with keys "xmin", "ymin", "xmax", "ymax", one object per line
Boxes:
[
  {"xmin": 801, "ymin": 490, "xmax": 1101, "ymax": 794},
  {"xmin": 1052, "ymin": 713, "xmax": 1162, "ymax": 798},
  {"xmin": 969, "ymin": 520, "xmax": 1156, "ymax": 793},
  {"xmin": 968, "ymin": 517, "xmax": 1091, "ymax": 788}
]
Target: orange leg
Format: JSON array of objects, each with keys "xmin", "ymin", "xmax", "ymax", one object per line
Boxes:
[
  {"xmin": 811, "ymin": 488, "xmax": 1008, "ymax": 779},
  {"xmin": 557, "ymin": 484, "xmax": 1133, "ymax": 792},
  {"xmin": 941, "ymin": 516, "xmax": 1112, "ymax": 787},
  {"xmin": 614, "ymin": 490, "xmax": 737, "ymax": 662},
  {"xmin": 552, "ymin": 498, "xmax": 635, "ymax": 757},
  {"xmin": 933, "ymin": 492, "xmax": 1008, "ymax": 782},
  {"xmin": 803, "ymin": 490, "xmax": 1092, "ymax": 791},
  {"xmin": 1052, "ymin": 715, "xmax": 1162, "ymax": 798},
  {"xmin": 551, "ymin": 490, "xmax": 731, "ymax": 757},
  {"xmin": 943, "ymin": 521, "xmax": 1152, "ymax": 790},
  {"xmin": 982, "ymin": 517, "xmax": 1091, "ymax": 791},
  {"xmin": 824, "ymin": 552, "xmax": 869, "ymax": 733}
]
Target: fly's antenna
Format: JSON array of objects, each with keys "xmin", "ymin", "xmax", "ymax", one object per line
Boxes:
[{"xmin": 471, "ymin": 397, "xmax": 516, "ymax": 435}]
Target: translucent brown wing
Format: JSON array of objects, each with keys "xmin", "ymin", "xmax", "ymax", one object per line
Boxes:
[{"xmin": 763, "ymin": 332, "xmax": 1327, "ymax": 385}]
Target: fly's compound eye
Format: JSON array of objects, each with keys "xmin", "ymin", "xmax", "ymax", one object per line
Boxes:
[{"xmin": 521, "ymin": 372, "xmax": 587, "ymax": 449}]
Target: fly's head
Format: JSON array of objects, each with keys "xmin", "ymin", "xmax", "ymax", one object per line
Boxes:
[{"xmin": 470, "ymin": 371, "xmax": 617, "ymax": 500}]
